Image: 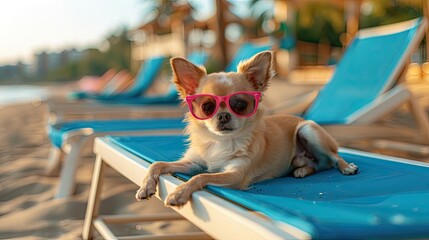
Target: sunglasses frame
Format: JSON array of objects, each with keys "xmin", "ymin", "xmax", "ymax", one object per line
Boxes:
[{"xmin": 185, "ymin": 91, "xmax": 261, "ymax": 120}]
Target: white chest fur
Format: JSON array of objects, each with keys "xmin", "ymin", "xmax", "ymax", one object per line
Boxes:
[{"xmin": 202, "ymin": 138, "xmax": 249, "ymax": 172}]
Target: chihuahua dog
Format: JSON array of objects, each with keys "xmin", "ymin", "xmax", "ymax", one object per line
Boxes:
[{"xmin": 136, "ymin": 51, "xmax": 358, "ymax": 207}]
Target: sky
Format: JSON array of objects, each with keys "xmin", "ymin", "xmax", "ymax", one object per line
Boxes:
[
  {"xmin": 0, "ymin": 0, "xmax": 257, "ymax": 66},
  {"xmin": 0, "ymin": 0, "xmax": 150, "ymax": 65}
]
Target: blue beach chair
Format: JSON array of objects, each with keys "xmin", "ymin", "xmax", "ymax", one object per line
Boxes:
[
  {"xmin": 271, "ymin": 18, "xmax": 429, "ymax": 147},
  {"xmin": 51, "ymin": 52, "xmax": 207, "ymax": 123},
  {"xmin": 94, "ymin": 51, "xmax": 211, "ymax": 106},
  {"xmin": 68, "ymin": 56, "xmax": 166, "ymax": 101},
  {"xmin": 48, "ymin": 43, "xmax": 272, "ymax": 198},
  {"xmin": 83, "ymin": 135, "xmax": 429, "ymax": 239},
  {"xmin": 50, "ymin": 55, "xmax": 175, "ymax": 123}
]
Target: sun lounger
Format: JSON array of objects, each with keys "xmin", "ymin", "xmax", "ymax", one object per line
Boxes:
[
  {"xmin": 68, "ymin": 56, "xmax": 166, "ymax": 101},
  {"xmin": 49, "ymin": 57, "xmax": 165, "ymax": 123},
  {"xmin": 82, "ymin": 135, "xmax": 429, "ymax": 239},
  {"xmin": 270, "ymin": 18, "xmax": 429, "ymax": 150}
]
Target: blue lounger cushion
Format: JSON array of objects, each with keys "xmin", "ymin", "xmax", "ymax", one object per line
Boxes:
[
  {"xmin": 104, "ymin": 52, "xmax": 208, "ymax": 105},
  {"xmin": 68, "ymin": 52, "xmax": 208, "ymax": 104},
  {"xmin": 48, "ymin": 118, "xmax": 185, "ymax": 149},
  {"xmin": 225, "ymin": 42, "xmax": 272, "ymax": 72},
  {"xmin": 109, "ymin": 135, "xmax": 429, "ymax": 239},
  {"xmin": 303, "ymin": 18, "xmax": 423, "ymax": 124}
]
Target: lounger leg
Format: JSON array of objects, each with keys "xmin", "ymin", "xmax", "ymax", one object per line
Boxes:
[
  {"xmin": 48, "ymin": 108, "xmax": 64, "ymax": 125},
  {"xmin": 82, "ymin": 155, "xmax": 106, "ymax": 240},
  {"xmin": 45, "ymin": 146, "xmax": 63, "ymax": 177},
  {"xmin": 407, "ymin": 95, "xmax": 429, "ymax": 143},
  {"xmin": 55, "ymin": 139, "xmax": 86, "ymax": 199}
]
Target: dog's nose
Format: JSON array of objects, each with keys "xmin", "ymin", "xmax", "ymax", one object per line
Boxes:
[{"xmin": 217, "ymin": 112, "xmax": 231, "ymax": 123}]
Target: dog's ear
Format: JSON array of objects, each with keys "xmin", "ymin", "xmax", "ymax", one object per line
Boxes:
[
  {"xmin": 237, "ymin": 51, "xmax": 275, "ymax": 92},
  {"xmin": 171, "ymin": 57, "xmax": 206, "ymax": 99}
]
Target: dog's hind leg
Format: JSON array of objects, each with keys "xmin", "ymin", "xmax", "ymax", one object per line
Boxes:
[
  {"xmin": 297, "ymin": 121, "xmax": 358, "ymax": 175},
  {"xmin": 292, "ymin": 143, "xmax": 317, "ymax": 178}
]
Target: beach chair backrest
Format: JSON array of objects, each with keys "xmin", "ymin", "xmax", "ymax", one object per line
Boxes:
[
  {"xmin": 186, "ymin": 51, "xmax": 209, "ymax": 66},
  {"xmin": 225, "ymin": 42, "xmax": 272, "ymax": 72},
  {"xmin": 122, "ymin": 55, "xmax": 166, "ymax": 97},
  {"xmin": 303, "ymin": 18, "xmax": 426, "ymax": 124}
]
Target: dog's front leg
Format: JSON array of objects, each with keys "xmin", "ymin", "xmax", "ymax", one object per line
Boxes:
[
  {"xmin": 165, "ymin": 170, "xmax": 244, "ymax": 207},
  {"xmin": 135, "ymin": 160, "xmax": 201, "ymax": 201}
]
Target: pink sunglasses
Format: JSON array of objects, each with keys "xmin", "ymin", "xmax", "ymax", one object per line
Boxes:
[{"xmin": 185, "ymin": 91, "xmax": 261, "ymax": 120}]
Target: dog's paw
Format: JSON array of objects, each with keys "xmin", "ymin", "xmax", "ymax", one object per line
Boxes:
[
  {"xmin": 164, "ymin": 184, "xmax": 191, "ymax": 207},
  {"xmin": 342, "ymin": 163, "xmax": 358, "ymax": 175},
  {"xmin": 293, "ymin": 167, "xmax": 310, "ymax": 178},
  {"xmin": 135, "ymin": 177, "xmax": 157, "ymax": 201}
]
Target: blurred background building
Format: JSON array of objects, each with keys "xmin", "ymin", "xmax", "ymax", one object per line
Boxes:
[{"xmin": 35, "ymin": 49, "xmax": 86, "ymax": 79}]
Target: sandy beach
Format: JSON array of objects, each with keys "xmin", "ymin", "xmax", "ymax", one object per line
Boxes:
[{"xmin": 0, "ymin": 80, "xmax": 428, "ymax": 239}]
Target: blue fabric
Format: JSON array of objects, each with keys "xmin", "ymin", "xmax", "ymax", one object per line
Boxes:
[
  {"xmin": 225, "ymin": 42, "xmax": 272, "ymax": 72},
  {"xmin": 68, "ymin": 91, "xmax": 89, "ymax": 100},
  {"xmin": 111, "ymin": 51, "xmax": 208, "ymax": 105},
  {"xmin": 303, "ymin": 18, "xmax": 423, "ymax": 124},
  {"xmin": 69, "ymin": 52, "xmax": 209, "ymax": 104},
  {"xmin": 187, "ymin": 51, "xmax": 209, "ymax": 66},
  {"xmin": 48, "ymin": 118, "xmax": 184, "ymax": 148},
  {"xmin": 117, "ymin": 56, "xmax": 166, "ymax": 98},
  {"xmin": 109, "ymin": 135, "xmax": 429, "ymax": 239},
  {"xmin": 68, "ymin": 51, "xmax": 208, "ymax": 105}
]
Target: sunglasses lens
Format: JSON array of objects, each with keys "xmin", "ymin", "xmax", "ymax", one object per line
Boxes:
[
  {"xmin": 191, "ymin": 96, "xmax": 217, "ymax": 119},
  {"xmin": 229, "ymin": 93, "xmax": 256, "ymax": 116}
]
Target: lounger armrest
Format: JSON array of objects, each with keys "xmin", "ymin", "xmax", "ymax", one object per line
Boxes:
[
  {"xmin": 348, "ymin": 85, "xmax": 411, "ymax": 124},
  {"xmin": 347, "ymin": 84, "xmax": 429, "ymax": 144}
]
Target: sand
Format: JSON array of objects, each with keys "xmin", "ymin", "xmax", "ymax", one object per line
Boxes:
[
  {"xmin": 0, "ymin": 87, "xmax": 202, "ymax": 239},
  {"xmin": 0, "ymin": 80, "xmax": 428, "ymax": 239}
]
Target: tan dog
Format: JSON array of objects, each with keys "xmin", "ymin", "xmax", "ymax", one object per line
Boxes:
[{"xmin": 136, "ymin": 51, "xmax": 358, "ymax": 207}]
